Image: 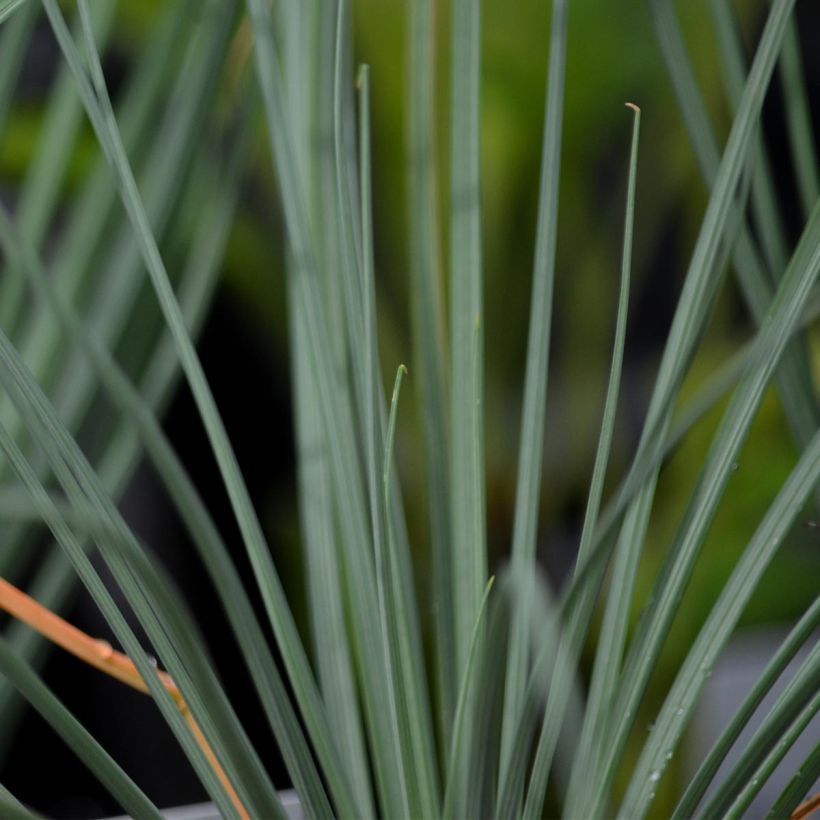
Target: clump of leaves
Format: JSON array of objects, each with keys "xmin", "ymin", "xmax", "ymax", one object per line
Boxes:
[{"xmin": 0, "ymin": 0, "xmax": 817, "ymax": 818}]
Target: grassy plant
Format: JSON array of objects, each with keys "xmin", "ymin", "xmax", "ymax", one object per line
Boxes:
[{"xmin": 0, "ymin": 0, "xmax": 818, "ymax": 818}]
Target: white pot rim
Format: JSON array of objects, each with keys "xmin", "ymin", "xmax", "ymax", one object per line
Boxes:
[{"xmin": 107, "ymin": 788, "xmax": 302, "ymax": 820}]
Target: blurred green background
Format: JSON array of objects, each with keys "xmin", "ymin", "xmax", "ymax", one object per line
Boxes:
[{"xmin": 0, "ymin": 0, "xmax": 817, "ymax": 815}]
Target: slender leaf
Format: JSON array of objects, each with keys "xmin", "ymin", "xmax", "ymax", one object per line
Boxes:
[
  {"xmin": 0, "ymin": 0, "xmax": 30, "ymax": 26},
  {"xmin": 0, "ymin": 635, "xmax": 160, "ymax": 819},
  {"xmin": 406, "ymin": 0, "xmax": 453, "ymax": 756},
  {"xmin": 0, "ymin": 0, "xmax": 38, "ymax": 147},
  {"xmin": 709, "ymin": 0, "xmax": 788, "ymax": 282},
  {"xmin": 499, "ymin": 0, "xmax": 568, "ymax": 799},
  {"xmin": 0, "ymin": 782, "xmax": 35, "ymax": 819},
  {"xmin": 442, "ymin": 577, "xmax": 494, "ymax": 820},
  {"xmin": 495, "ymin": 568, "xmax": 570, "ymax": 818},
  {"xmin": 779, "ymin": 18, "xmax": 819, "ymax": 221},
  {"xmin": 563, "ymin": 101, "xmax": 640, "ymax": 817},
  {"xmin": 449, "ymin": 0, "xmax": 486, "ymax": 681},
  {"xmin": 352, "ymin": 59, "xmax": 411, "ymax": 819},
  {"xmin": 361, "ymin": 64, "xmax": 440, "ymax": 819}
]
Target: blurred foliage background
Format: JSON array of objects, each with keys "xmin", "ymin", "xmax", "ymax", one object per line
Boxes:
[{"xmin": 0, "ymin": 0, "xmax": 817, "ymax": 815}]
